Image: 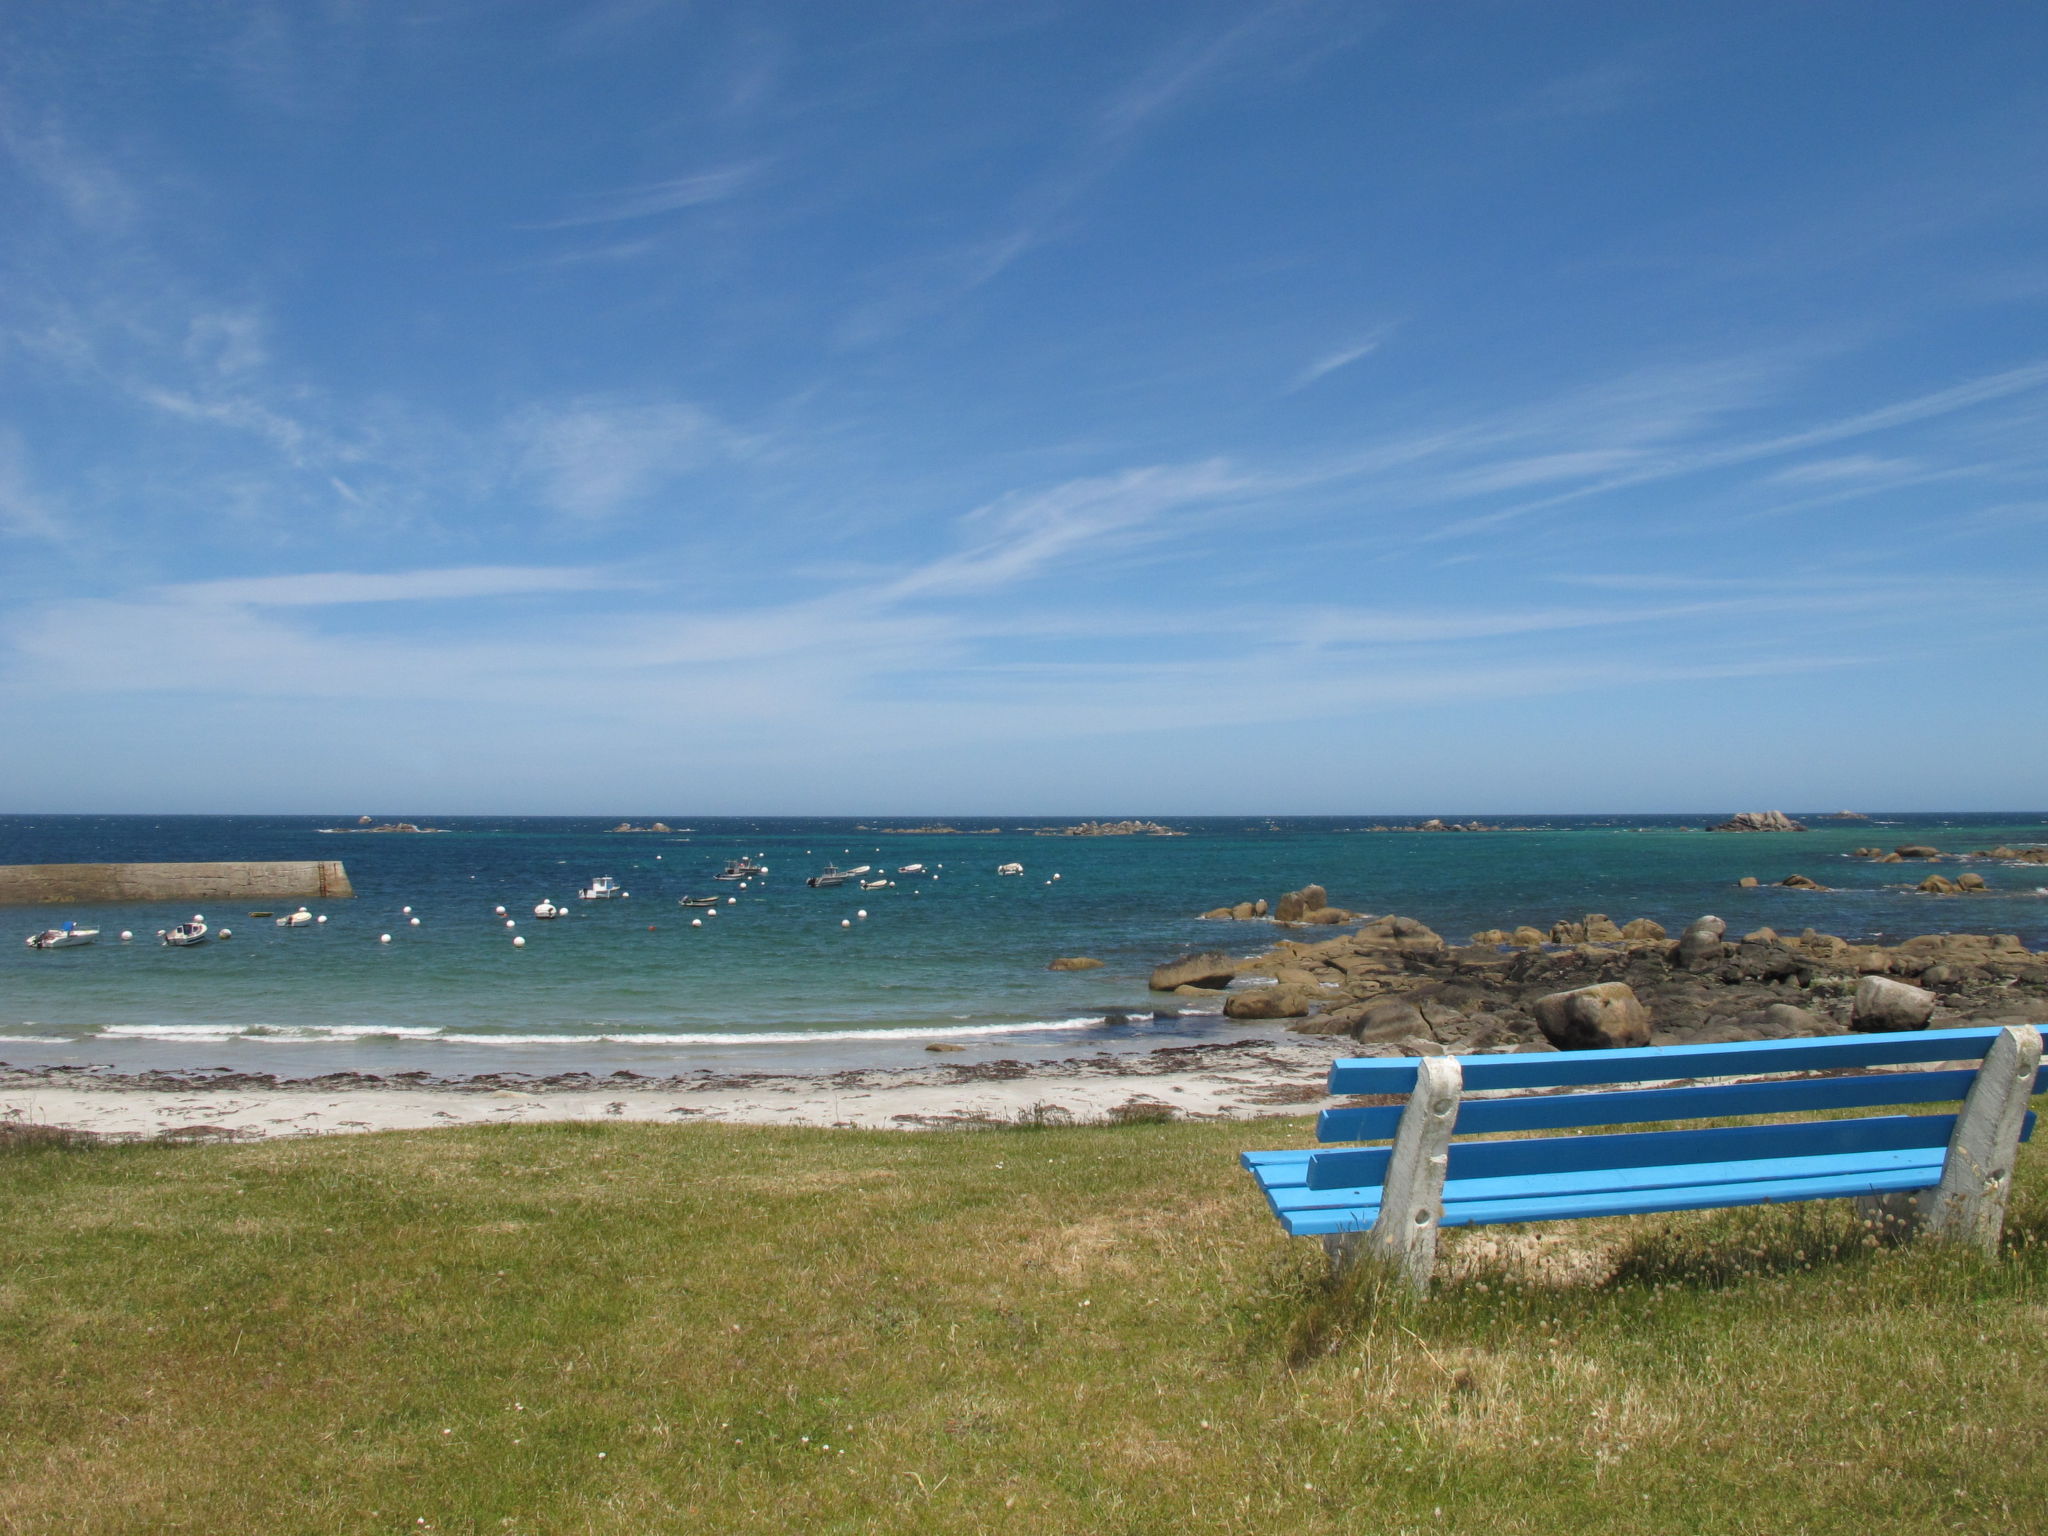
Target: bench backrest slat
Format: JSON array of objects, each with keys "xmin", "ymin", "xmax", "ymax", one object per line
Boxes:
[
  {"xmin": 1326, "ymin": 1027, "xmax": 2019, "ymax": 1097},
  {"xmin": 1314, "ymin": 1066, "xmax": 2042, "ymax": 1143},
  {"xmin": 1302, "ymin": 1110, "xmax": 2018, "ymax": 1191}
]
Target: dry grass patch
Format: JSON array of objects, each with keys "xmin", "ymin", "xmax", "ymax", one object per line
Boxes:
[{"xmin": 2, "ymin": 1114, "xmax": 2047, "ymax": 1534}]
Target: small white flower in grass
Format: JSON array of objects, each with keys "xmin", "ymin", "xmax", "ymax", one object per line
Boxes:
[{"xmin": 597, "ymin": 1452, "xmax": 606, "ymax": 1459}]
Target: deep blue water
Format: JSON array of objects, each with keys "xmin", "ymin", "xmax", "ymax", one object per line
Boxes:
[{"xmin": 4, "ymin": 813, "xmax": 2044, "ymax": 1073}]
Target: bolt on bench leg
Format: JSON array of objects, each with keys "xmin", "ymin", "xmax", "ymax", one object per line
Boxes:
[{"xmin": 1329, "ymin": 1056, "xmax": 1462, "ymax": 1293}]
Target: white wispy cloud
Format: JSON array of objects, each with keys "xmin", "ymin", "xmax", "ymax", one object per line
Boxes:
[
  {"xmin": 159, "ymin": 566, "xmax": 625, "ymax": 607},
  {"xmin": 880, "ymin": 461, "xmax": 1254, "ymax": 600},
  {"xmin": 0, "ymin": 430, "xmax": 61, "ymax": 540},
  {"xmin": 514, "ymin": 399, "xmax": 752, "ymax": 520},
  {"xmin": 1289, "ymin": 335, "xmax": 1384, "ymax": 391},
  {"xmin": 539, "ymin": 163, "xmax": 763, "ymax": 228}
]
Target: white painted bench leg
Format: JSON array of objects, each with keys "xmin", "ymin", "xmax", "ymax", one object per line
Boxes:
[
  {"xmin": 1331, "ymin": 1056, "xmax": 1460, "ymax": 1292},
  {"xmin": 1919, "ymin": 1025, "xmax": 2042, "ymax": 1254}
]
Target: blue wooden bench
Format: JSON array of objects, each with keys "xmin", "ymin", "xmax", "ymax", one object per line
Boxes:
[{"xmin": 1243, "ymin": 1025, "xmax": 2044, "ymax": 1290}]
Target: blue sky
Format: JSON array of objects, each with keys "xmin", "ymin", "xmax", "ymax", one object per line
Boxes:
[{"xmin": 2, "ymin": 1, "xmax": 2044, "ymax": 813}]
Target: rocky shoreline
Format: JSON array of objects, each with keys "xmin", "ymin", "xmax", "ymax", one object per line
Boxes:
[{"xmin": 1151, "ymin": 882, "xmax": 2048, "ymax": 1055}]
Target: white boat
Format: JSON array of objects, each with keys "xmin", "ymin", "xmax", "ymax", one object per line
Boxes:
[
  {"xmin": 25, "ymin": 923, "xmax": 97, "ymax": 949},
  {"xmin": 678, "ymin": 894, "xmax": 721, "ymax": 908},
  {"xmin": 806, "ymin": 863, "xmax": 871, "ymax": 888},
  {"xmin": 997, "ymin": 862, "xmax": 1024, "ymax": 876},
  {"xmin": 859, "ymin": 878, "xmax": 893, "ymax": 890},
  {"xmin": 897, "ymin": 863, "xmax": 926, "ymax": 875},
  {"xmin": 714, "ymin": 857, "xmax": 766, "ymax": 881},
  {"xmin": 160, "ymin": 918, "xmax": 209, "ymax": 947},
  {"xmin": 533, "ymin": 900, "xmax": 564, "ymax": 919},
  {"xmin": 578, "ymin": 877, "xmax": 624, "ymax": 900},
  {"xmin": 276, "ymin": 907, "xmax": 314, "ymax": 927}
]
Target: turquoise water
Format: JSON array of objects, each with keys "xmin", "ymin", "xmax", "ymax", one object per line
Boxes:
[{"xmin": 4, "ymin": 814, "xmax": 2044, "ymax": 1073}]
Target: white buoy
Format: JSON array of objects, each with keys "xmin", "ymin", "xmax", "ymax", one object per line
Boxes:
[
  {"xmin": 316, "ymin": 914, "xmax": 327, "ymax": 923},
  {"xmin": 840, "ymin": 918, "xmax": 851, "ymax": 928},
  {"xmin": 726, "ymin": 896, "xmax": 736, "ymax": 905},
  {"xmin": 402, "ymin": 905, "xmax": 412, "ymax": 914},
  {"xmin": 379, "ymin": 933, "xmax": 391, "ymax": 944},
  {"xmin": 707, "ymin": 908, "xmax": 717, "ymax": 918},
  {"xmin": 505, "ymin": 919, "xmax": 516, "ymax": 928},
  {"xmin": 120, "ymin": 930, "xmax": 133, "ymax": 941},
  {"xmin": 1053, "ymin": 873, "xmax": 1061, "ymax": 881},
  {"xmin": 494, "ymin": 905, "xmax": 507, "ymax": 915},
  {"xmin": 690, "ymin": 918, "xmax": 702, "ymax": 927},
  {"xmin": 409, "ymin": 916, "xmax": 421, "ymax": 926},
  {"xmin": 193, "ymin": 914, "xmax": 204, "ymax": 923},
  {"xmin": 218, "ymin": 928, "xmax": 232, "ymax": 940},
  {"xmin": 512, "ymin": 935, "xmax": 526, "ymax": 948},
  {"xmin": 857, "ymin": 909, "xmax": 868, "ymax": 919}
]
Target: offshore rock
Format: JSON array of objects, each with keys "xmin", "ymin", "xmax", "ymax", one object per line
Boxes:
[
  {"xmin": 1149, "ymin": 952, "xmax": 1239, "ymax": 991},
  {"xmin": 1222, "ymin": 984, "xmax": 1319, "ymax": 1020},
  {"xmin": 1046, "ymin": 956, "xmax": 1104, "ymax": 971},
  {"xmin": 1710, "ymin": 811, "xmax": 1809, "ymax": 832}
]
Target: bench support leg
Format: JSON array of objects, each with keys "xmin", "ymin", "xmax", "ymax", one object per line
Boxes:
[
  {"xmin": 1919, "ymin": 1025, "xmax": 2040, "ymax": 1254},
  {"xmin": 1332, "ymin": 1056, "xmax": 1461, "ymax": 1293}
]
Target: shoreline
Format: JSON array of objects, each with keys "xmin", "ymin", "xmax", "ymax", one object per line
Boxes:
[{"xmin": 0, "ymin": 1033, "xmax": 1352, "ymax": 1140}]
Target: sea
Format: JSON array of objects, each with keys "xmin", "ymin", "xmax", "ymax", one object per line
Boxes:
[{"xmin": 4, "ymin": 813, "xmax": 2045, "ymax": 1077}]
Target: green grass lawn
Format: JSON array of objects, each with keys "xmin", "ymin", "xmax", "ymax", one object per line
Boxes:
[{"xmin": 3, "ymin": 1112, "xmax": 2045, "ymax": 1535}]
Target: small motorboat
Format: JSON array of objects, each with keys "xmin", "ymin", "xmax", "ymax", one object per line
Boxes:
[
  {"xmin": 533, "ymin": 900, "xmax": 564, "ymax": 919},
  {"xmin": 859, "ymin": 878, "xmax": 893, "ymax": 890},
  {"xmin": 897, "ymin": 863, "xmax": 926, "ymax": 875},
  {"xmin": 806, "ymin": 863, "xmax": 871, "ymax": 888},
  {"xmin": 679, "ymin": 894, "xmax": 721, "ymax": 908},
  {"xmin": 714, "ymin": 857, "xmax": 766, "ymax": 881},
  {"xmin": 578, "ymin": 877, "xmax": 624, "ymax": 900},
  {"xmin": 160, "ymin": 918, "xmax": 210, "ymax": 947},
  {"xmin": 997, "ymin": 862, "xmax": 1024, "ymax": 876},
  {"xmin": 276, "ymin": 906, "xmax": 315, "ymax": 927},
  {"xmin": 25, "ymin": 923, "xmax": 97, "ymax": 949}
]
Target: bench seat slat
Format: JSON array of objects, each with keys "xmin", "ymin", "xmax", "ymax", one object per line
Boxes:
[
  {"xmin": 1270, "ymin": 1146, "xmax": 1947, "ymax": 1214},
  {"xmin": 1277, "ymin": 1162, "xmax": 1946, "ymax": 1236},
  {"xmin": 1315, "ymin": 1068, "xmax": 2013, "ymax": 1143},
  {"xmin": 1326, "ymin": 1027, "xmax": 2017, "ymax": 1097}
]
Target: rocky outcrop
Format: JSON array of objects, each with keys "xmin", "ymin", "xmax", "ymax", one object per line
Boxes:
[
  {"xmin": 1710, "ymin": 811, "xmax": 1808, "ymax": 832},
  {"xmin": 1530, "ymin": 982, "xmax": 1652, "ymax": 1050},
  {"xmin": 1148, "ymin": 952, "xmax": 1239, "ymax": 992},
  {"xmin": 1150, "ymin": 902, "xmax": 2047, "ymax": 1055},
  {"xmin": 1222, "ymin": 985, "xmax": 1320, "ymax": 1020},
  {"xmin": 1677, "ymin": 915, "xmax": 1728, "ymax": 969},
  {"xmin": 1852, "ymin": 976, "xmax": 1937, "ymax": 1031},
  {"xmin": 1894, "ymin": 845, "xmax": 1940, "ymax": 859},
  {"xmin": 1199, "ymin": 898, "xmax": 1271, "ymax": 921},
  {"xmin": 1047, "ymin": 956, "xmax": 1104, "ymax": 971},
  {"xmin": 1779, "ymin": 874, "xmax": 1827, "ymax": 889}
]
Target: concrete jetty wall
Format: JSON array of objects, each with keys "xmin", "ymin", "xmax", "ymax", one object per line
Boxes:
[{"xmin": 0, "ymin": 861, "xmax": 354, "ymax": 906}]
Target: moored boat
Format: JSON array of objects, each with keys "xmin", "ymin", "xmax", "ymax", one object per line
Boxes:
[
  {"xmin": 276, "ymin": 906, "xmax": 315, "ymax": 927},
  {"xmin": 533, "ymin": 900, "xmax": 564, "ymax": 919},
  {"xmin": 806, "ymin": 863, "xmax": 870, "ymax": 888},
  {"xmin": 997, "ymin": 862, "xmax": 1024, "ymax": 876},
  {"xmin": 25, "ymin": 923, "xmax": 97, "ymax": 949},
  {"xmin": 678, "ymin": 894, "xmax": 722, "ymax": 907},
  {"xmin": 578, "ymin": 877, "xmax": 624, "ymax": 900},
  {"xmin": 897, "ymin": 863, "xmax": 926, "ymax": 874},
  {"xmin": 714, "ymin": 857, "xmax": 766, "ymax": 880},
  {"xmin": 159, "ymin": 918, "xmax": 209, "ymax": 947},
  {"xmin": 859, "ymin": 878, "xmax": 893, "ymax": 890}
]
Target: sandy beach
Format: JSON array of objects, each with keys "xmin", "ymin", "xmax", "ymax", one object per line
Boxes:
[{"xmin": 0, "ymin": 1033, "xmax": 1352, "ymax": 1140}]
